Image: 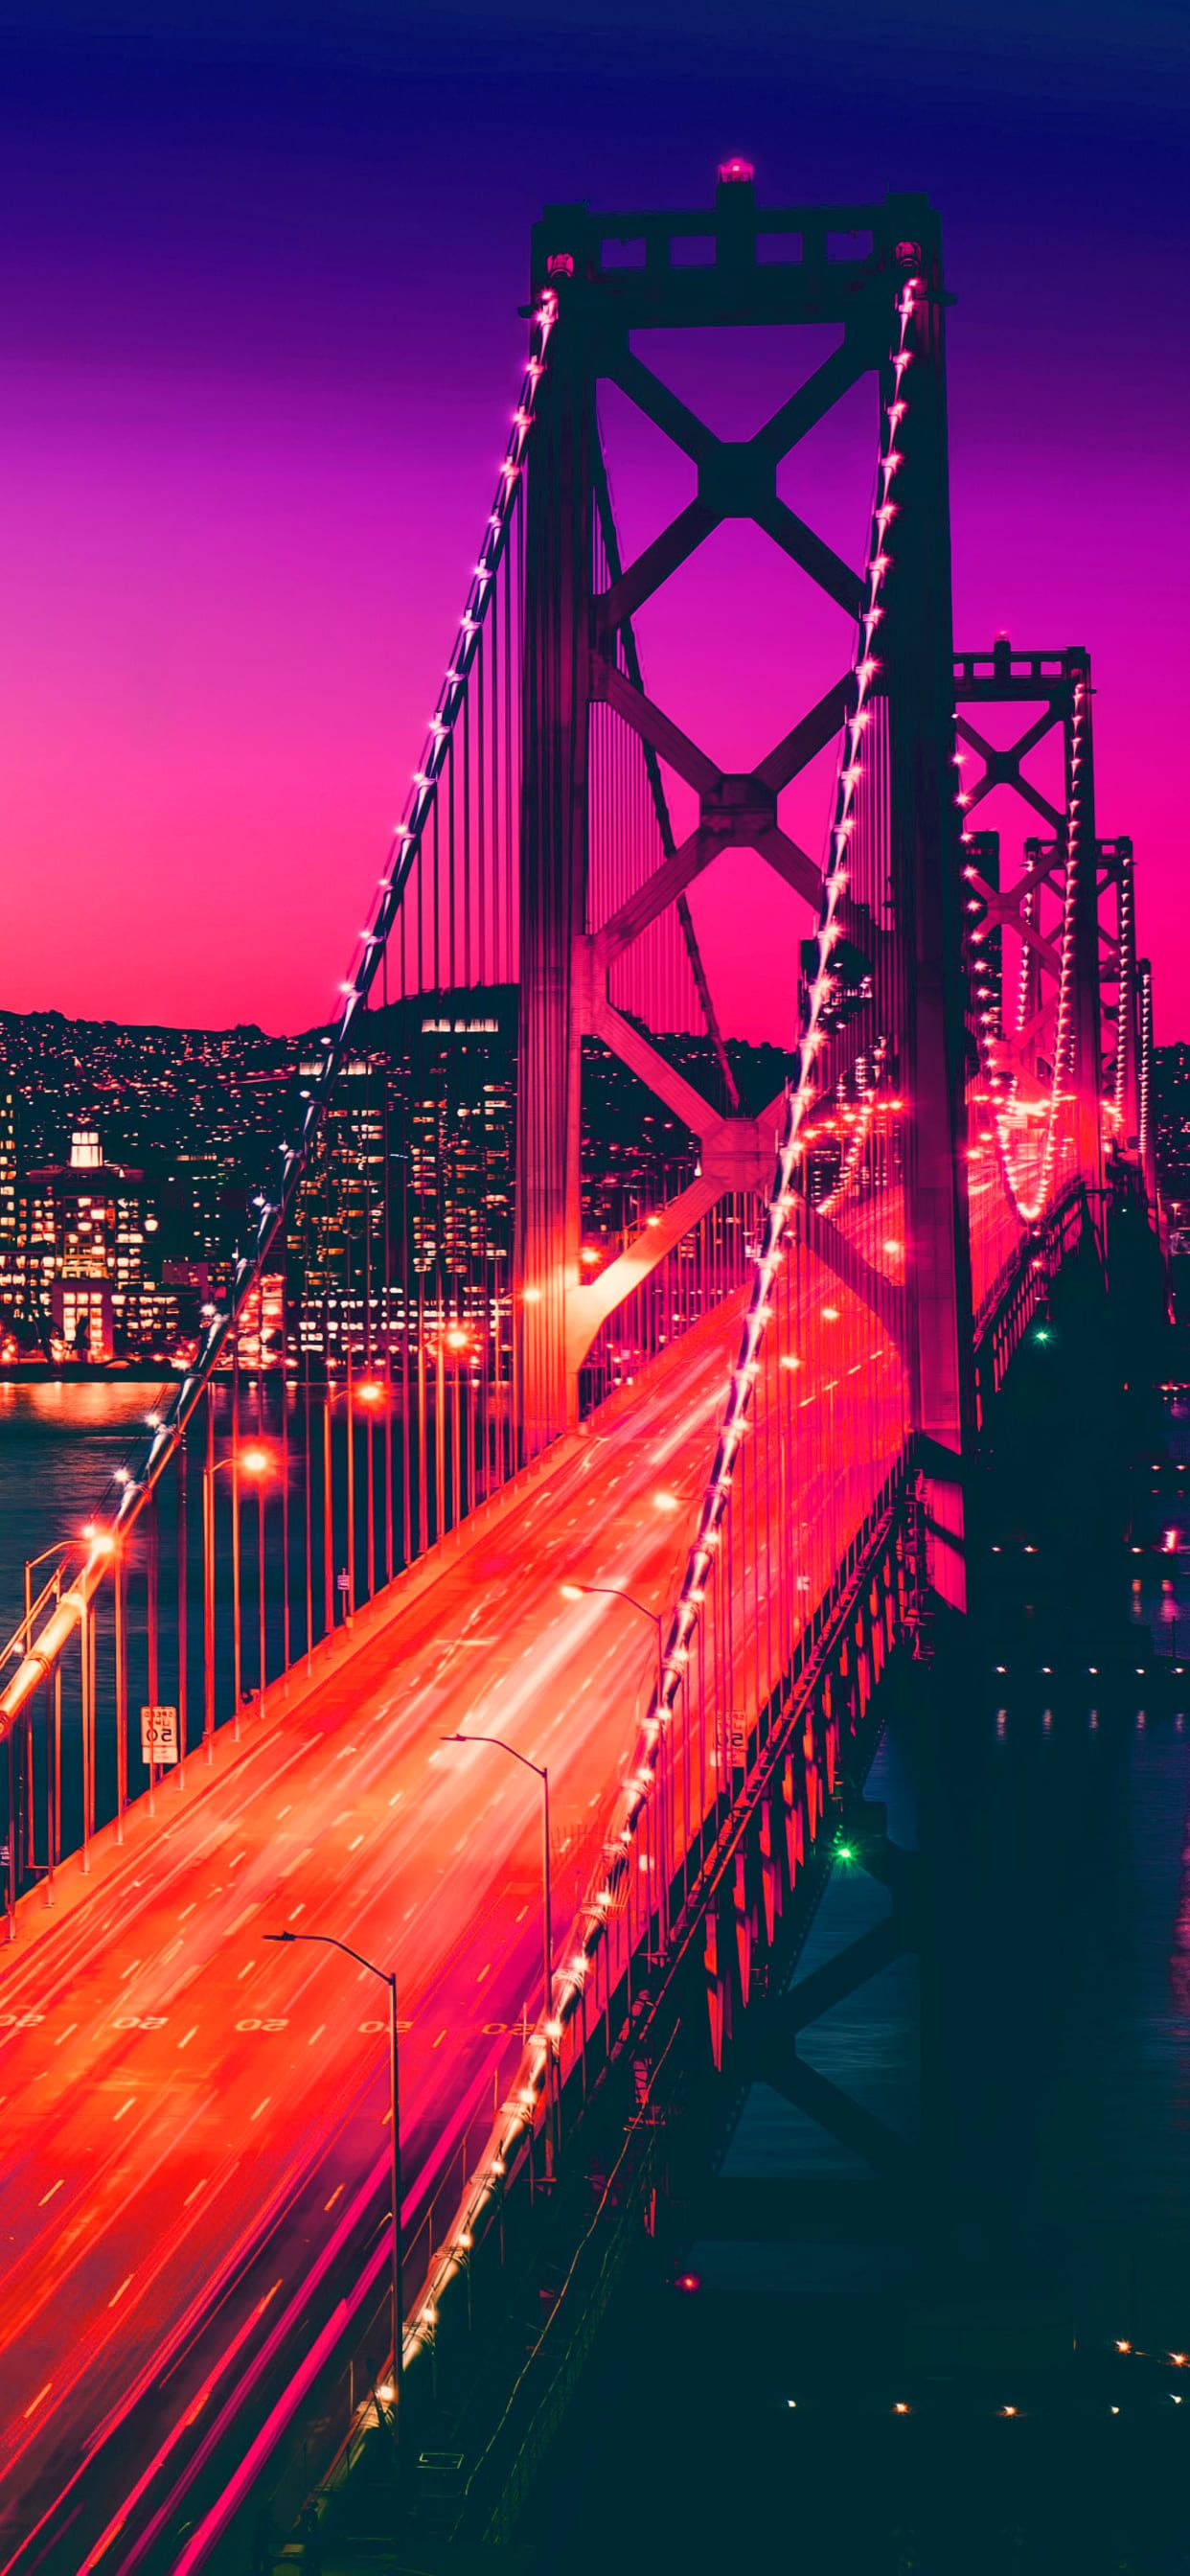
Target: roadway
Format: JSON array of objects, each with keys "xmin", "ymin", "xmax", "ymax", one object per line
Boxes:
[
  {"xmin": 0, "ymin": 1312, "xmax": 743, "ymax": 2571},
  {"xmin": 0, "ymin": 1277, "xmax": 904, "ymax": 2570}
]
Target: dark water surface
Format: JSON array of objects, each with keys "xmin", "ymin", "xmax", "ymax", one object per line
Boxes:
[{"xmin": 0, "ymin": 1379, "xmax": 171, "ymax": 1643}]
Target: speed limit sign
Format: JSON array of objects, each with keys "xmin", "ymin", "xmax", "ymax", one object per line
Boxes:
[{"xmin": 141, "ymin": 1706, "xmax": 179, "ymax": 1766}]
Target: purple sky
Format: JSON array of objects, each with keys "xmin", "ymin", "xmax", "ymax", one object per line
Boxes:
[{"xmin": 2, "ymin": 0, "xmax": 1185, "ymax": 1039}]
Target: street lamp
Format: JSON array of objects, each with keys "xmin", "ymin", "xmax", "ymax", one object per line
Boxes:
[
  {"xmin": 203, "ymin": 1444, "xmax": 276, "ymax": 1749},
  {"xmin": 561, "ymin": 1579, "xmax": 670, "ymax": 1951},
  {"xmin": 559, "ymin": 1581, "xmax": 664, "ymax": 1702},
  {"xmin": 321, "ymin": 1376, "xmax": 385, "ymax": 1636},
  {"xmin": 264, "ymin": 1926, "xmax": 403, "ymax": 2439},
  {"xmin": 31, "ymin": 1540, "xmax": 90, "ymax": 1896},
  {"xmin": 441, "ymin": 1731, "xmax": 555, "ymax": 2166},
  {"xmin": 3, "ymin": 1541, "xmax": 74, "ymax": 1928}
]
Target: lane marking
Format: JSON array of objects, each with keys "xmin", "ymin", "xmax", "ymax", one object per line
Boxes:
[
  {"xmin": 324, "ymin": 2184, "xmax": 344, "ymax": 2212},
  {"xmin": 54, "ymin": 2022, "xmax": 78, "ymax": 2047},
  {"xmin": 250, "ymin": 2098, "xmax": 269, "ymax": 2123},
  {"xmin": 108, "ymin": 2275, "xmax": 134, "ymax": 2308},
  {"xmin": 307, "ymin": 2024, "xmax": 326, "ymax": 2048},
  {"xmin": 113, "ymin": 2097, "xmax": 136, "ymax": 2122},
  {"xmin": 23, "ymin": 2384, "xmax": 51, "ymax": 2420},
  {"xmin": 38, "ymin": 2180, "xmax": 64, "ymax": 2207},
  {"xmin": 348, "ymin": 1834, "xmax": 364, "ymax": 1852},
  {"xmin": 178, "ymin": 2027, "xmax": 197, "ymax": 2052},
  {"xmin": 287, "ymin": 1902, "xmax": 306, "ymax": 1922},
  {"xmin": 184, "ymin": 2179, "xmax": 207, "ymax": 2206}
]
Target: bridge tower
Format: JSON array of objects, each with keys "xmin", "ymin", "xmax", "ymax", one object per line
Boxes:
[
  {"xmin": 515, "ymin": 170, "xmax": 974, "ymax": 1596},
  {"xmin": 955, "ymin": 641, "xmax": 1120, "ymax": 1224}
]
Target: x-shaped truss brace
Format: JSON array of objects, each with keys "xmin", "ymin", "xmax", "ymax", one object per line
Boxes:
[
  {"xmin": 567, "ymin": 320, "xmax": 902, "ymax": 1369},
  {"xmin": 955, "ymin": 703, "xmax": 1065, "ymax": 835}
]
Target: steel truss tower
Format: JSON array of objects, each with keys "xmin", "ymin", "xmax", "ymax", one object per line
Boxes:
[
  {"xmin": 516, "ymin": 168, "xmax": 973, "ymax": 1599},
  {"xmin": 955, "ymin": 641, "xmax": 1133, "ymax": 1203}
]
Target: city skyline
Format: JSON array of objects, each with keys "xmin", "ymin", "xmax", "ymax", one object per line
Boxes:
[{"xmin": 0, "ymin": 990, "xmax": 795, "ymax": 1368}]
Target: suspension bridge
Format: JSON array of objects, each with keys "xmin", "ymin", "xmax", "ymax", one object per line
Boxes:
[{"xmin": 0, "ymin": 168, "xmax": 1157, "ymax": 2569}]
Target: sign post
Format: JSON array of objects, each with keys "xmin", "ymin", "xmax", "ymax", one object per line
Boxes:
[{"xmin": 141, "ymin": 1706, "xmax": 178, "ymax": 1769}]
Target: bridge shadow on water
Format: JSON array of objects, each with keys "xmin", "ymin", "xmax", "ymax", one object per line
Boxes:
[{"xmin": 525, "ymin": 1232, "xmax": 1190, "ymax": 2575}]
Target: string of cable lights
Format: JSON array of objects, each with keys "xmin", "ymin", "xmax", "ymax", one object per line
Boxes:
[{"xmin": 406, "ymin": 264, "xmax": 925, "ymax": 2358}]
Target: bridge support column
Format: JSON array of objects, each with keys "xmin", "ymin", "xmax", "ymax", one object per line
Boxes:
[
  {"xmin": 1066, "ymin": 649, "xmax": 1107, "ymax": 1230},
  {"xmin": 515, "ymin": 246, "xmax": 594, "ymax": 1454},
  {"xmin": 883, "ymin": 206, "xmax": 975, "ymax": 1611}
]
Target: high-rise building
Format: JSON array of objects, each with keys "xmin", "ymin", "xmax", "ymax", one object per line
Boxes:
[
  {"xmin": 21, "ymin": 1125, "xmax": 151, "ymax": 1359},
  {"xmin": 0, "ymin": 1090, "xmax": 17, "ymax": 1300},
  {"xmin": 290, "ymin": 1053, "xmax": 387, "ymax": 1339}
]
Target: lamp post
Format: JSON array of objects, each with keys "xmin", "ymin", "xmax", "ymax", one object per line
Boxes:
[
  {"xmin": 20, "ymin": 1540, "xmax": 74, "ymax": 1904},
  {"xmin": 561, "ymin": 1579, "xmax": 670, "ymax": 1946},
  {"xmin": 322, "ymin": 1375, "xmax": 386, "ymax": 1637},
  {"xmin": 203, "ymin": 1444, "xmax": 276, "ymax": 1749},
  {"xmin": 264, "ymin": 1927, "xmax": 403, "ymax": 2440},
  {"xmin": 441, "ymin": 1732, "xmax": 555, "ymax": 2167},
  {"xmin": 559, "ymin": 1581, "xmax": 665, "ymax": 1704}
]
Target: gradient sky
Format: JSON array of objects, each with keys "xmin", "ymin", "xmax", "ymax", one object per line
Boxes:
[{"xmin": 2, "ymin": 0, "xmax": 1185, "ymax": 1039}]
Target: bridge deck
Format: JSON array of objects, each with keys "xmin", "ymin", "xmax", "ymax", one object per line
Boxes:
[{"xmin": 0, "ymin": 1275, "xmax": 899, "ymax": 2566}]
